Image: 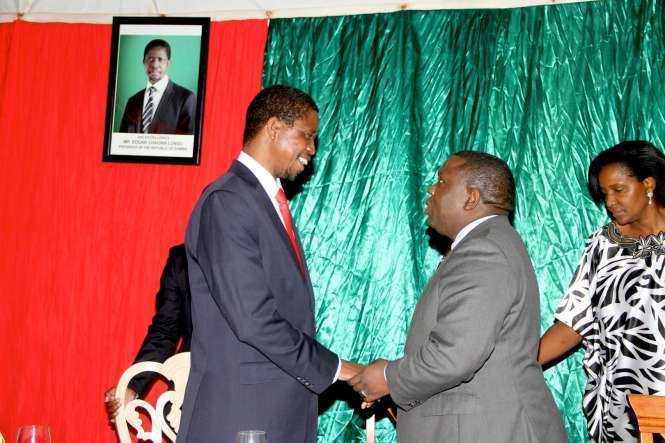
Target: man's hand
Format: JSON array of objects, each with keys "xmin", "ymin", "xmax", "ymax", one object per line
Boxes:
[
  {"xmin": 104, "ymin": 386, "xmax": 137, "ymax": 425},
  {"xmin": 349, "ymin": 359, "xmax": 390, "ymax": 403},
  {"xmin": 338, "ymin": 360, "xmax": 364, "ymax": 381}
]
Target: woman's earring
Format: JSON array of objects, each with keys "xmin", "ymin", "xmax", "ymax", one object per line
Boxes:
[{"xmin": 647, "ymin": 190, "xmax": 653, "ymax": 205}]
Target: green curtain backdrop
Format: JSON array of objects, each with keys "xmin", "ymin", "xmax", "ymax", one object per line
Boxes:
[{"xmin": 263, "ymin": 0, "xmax": 665, "ymax": 441}]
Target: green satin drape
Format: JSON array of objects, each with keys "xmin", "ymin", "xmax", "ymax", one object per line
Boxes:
[{"xmin": 263, "ymin": 1, "xmax": 665, "ymax": 441}]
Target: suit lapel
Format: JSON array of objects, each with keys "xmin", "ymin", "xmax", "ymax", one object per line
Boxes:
[{"xmin": 230, "ymin": 162, "xmax": 307, "ymax": 280}]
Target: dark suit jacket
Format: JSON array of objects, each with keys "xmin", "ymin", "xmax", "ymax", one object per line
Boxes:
[
  {"xmin": 177, "ymin": 161, "xmax": 339, "ymax": 443},
  {"xmin": 119, "ymin": 80, "xmax": 196, "ymax": 134},
  {"xmin": 128, "ymin": 244, "xmax": 193, "ymax": 397}
]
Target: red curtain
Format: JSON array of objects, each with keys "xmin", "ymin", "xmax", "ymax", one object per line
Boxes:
[{"xmin": 0, "ymin": 19, "xmax": 267, "ymax": 441}]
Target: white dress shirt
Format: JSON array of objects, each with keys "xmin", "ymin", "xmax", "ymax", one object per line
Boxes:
[
  {"xmin": 142, "ymin": 74, "xmax": 170, "ymax": 116},
  {"xmin": 236, "ymin": 151, "xmax": 342, "ymax": 382},
  {"xmin": 238, "ymin": 151, "xmax": 285, "ymax": 226},
  {"xmin": 450, "ymin": 215, "xmax": 498, "ymax": 251}
]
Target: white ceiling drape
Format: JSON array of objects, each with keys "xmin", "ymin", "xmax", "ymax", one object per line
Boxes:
[{"xmin": 0, "ymin": 0, "xmax": 595, "ymax": 23}]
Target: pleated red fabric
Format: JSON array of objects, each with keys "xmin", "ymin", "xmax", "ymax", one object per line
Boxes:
[{"xmin": 0, "ymin": 19, "xmax": 267, "ymax": 441}]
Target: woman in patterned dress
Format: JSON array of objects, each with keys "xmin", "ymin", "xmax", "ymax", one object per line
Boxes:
[{"xmin": 538, "ymin": 140, "xmax": 665, "ymax": 443}]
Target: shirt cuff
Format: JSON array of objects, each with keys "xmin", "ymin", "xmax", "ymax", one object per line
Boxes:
[{"xmin": 332, "ymin": 358, "xmax": 342, "ymax": 383}]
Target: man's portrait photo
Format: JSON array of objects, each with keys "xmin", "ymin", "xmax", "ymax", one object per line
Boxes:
[
  {"xmin": 103, "ymin": 18, "xmax": 209, "ymax": 164},
  {"xmin": 118, "ymin": 38, "xmax": 196, "ymax": 135}
]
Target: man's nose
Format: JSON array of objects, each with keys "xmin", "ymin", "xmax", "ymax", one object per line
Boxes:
[{"xmin": 307, "ymin": 139, "xmax": 316, "ymax": 156}]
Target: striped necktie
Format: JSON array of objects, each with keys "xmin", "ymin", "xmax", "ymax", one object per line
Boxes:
[{"xmin": 141, "ymin": 86, "xmax": 156, "ymax": 133}]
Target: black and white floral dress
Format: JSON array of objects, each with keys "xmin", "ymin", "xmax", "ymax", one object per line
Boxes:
[{"xmin": 555, "ymin": 223, "xmax": 665, "ymax": 442}]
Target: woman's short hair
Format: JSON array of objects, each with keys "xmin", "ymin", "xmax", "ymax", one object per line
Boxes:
[{"xmin": 588, "ymin": 140, "xmax": 665, "ymax": 206}]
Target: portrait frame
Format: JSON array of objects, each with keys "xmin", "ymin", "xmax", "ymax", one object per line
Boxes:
[{"xmin": 103, "ymin": 16, "xmax": 210, "ymax": 165}]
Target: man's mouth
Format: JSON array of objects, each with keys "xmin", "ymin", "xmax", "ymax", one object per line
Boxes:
[{"xmin": 297, "ymin": 156, "xmax": 309, "ymax": 166}]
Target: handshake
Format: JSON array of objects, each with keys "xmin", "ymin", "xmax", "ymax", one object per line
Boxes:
[{"xmin": 339, "ymin": 359, "xmax": 391, "ymax": 406}]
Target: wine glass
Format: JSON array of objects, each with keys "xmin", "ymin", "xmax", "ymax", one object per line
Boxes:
[
  {"xmin": 15, "ymin": 425, "xmax": 51, "ymax": 443},
  {"xmin": 236, "ymin": 430, "xmax": 267, "ymax": 443}
]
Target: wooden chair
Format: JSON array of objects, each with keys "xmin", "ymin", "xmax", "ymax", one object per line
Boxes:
[
  {"xmin": 114, "ymin": 352, "xmax": 190, "ymax": 443},
  {"xmin": 113, "ymin": 351, "xmax": 378, "ymax": 442},
  {"xmin": 628, "ymin": 394, "xmax": 665, "ymax": 443}
]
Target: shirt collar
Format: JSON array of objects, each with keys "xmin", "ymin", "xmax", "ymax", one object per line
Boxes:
[
  {"xmin": 237, "ymin": 151, "xmax": 281, "ymax": 199},
  {"xmin": 147, "ymin": 75, "xmax": 169, "ymax": 93},
  {"xmin": 450, "ymin": 215, "xmax": 498, "ymax": 251}
]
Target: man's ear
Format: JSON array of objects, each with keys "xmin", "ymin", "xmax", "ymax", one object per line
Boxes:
[
  {"xmin": 464, "ymin": 187, "xmax": 481, "ymax": 210},
  {"xmin": 265, "ymin": 117, "xmax": 283, "ymax": 141}
]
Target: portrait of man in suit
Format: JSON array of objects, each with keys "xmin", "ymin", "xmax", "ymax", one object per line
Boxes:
[
  {"xmin": 119, "ymin": 39, "xmax": 196, "ymax": 135},
  {"xmin": 177, "ymin": 85, "xmax": 361, "ymax": 443},
  {"xmin": 350, "ymin": 152, "xmax": 566, "ymax": 442}
]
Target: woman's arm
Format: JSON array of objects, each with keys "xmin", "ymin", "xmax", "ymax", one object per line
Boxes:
[{"xmin": 538, "ymin": 321, "xmax": 583, "ymax": 365}]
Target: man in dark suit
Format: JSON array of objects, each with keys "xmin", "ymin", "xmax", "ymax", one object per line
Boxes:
[
  {"xmin": 350, "ymin": 152, "xmax": 566, "ymax": 442},
  {"xmin": 104, "ymin": 244, "xmax": 192, "ymax": 421},
  {"xmin": 177, "ymin": 85, "xmax": 361, "ymax": 443},
  {"xmin": 119, "ymin": 39, "xmax": 196, "ymax": 135}
]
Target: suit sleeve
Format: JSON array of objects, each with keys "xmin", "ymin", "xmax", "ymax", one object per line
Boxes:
[
  {"xmin": 177, "ymin": 91, "xmax": 196, "ymax": 135},
  {"xmin": 119, "ymin": 93, "xmax": 141, "ymax": 134},
  {"xmin": 386, "ymin": 241, "xmax": 515, "ymax": 410},
  {"xmin": 119, "ymin": 101, "xmax": 131, "ymax": 133},
  {"xmin": 128, "ymin": 247, "xmax": 188, "ymax": 396},
  {"xmin": 195, "ymin": 190, "xmax": 338, "ymax": 393}
]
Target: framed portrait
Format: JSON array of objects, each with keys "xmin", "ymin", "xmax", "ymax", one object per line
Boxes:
[{"xmin": 103, "ymin": 17, "xmax": 210, "ymax": 165}]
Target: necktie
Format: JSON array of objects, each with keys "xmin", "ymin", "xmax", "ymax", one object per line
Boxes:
[
  {"xmin": 276, "ymin": 188, "xmax": 304, "ymax": 274},
  {"xmin": 141, "ymin": 86, "xmax": 156, "ymax": 133}
]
